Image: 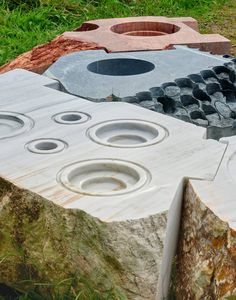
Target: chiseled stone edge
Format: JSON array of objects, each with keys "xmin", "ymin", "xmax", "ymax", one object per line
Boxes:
[
  {"xmin": 0, "ymin": 177, "xmax": 167, "ymax": 299},
  {"xmin": 175, "ymin": 181, "xmax": 236, "ymax": 299},
  {"xmin": 0, "ymin": 36, "xmax": 103, "ymax": 75}
]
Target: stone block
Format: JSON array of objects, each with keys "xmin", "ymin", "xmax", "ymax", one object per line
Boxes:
[
  {"xmin": 44, "ymin": 46, "xmax": 230, "ymax": 99},
  {"xmin": 44, "ymin": 47, "xmax": 236, "ymax": 139},
  {"xmin": 0, "ymin": 69, "xmax": 226, "ymax": 299},
  {"xmin": 63, "ymin": 16, "xmax": 230, "ymax": 54},
  {"xmin": 175, "ymin": 135, "xmax": 236, "ymax": 298}
]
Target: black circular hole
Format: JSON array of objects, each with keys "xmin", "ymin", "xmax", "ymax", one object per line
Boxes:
[
  {"xmin": 61, "ymin": 114, "xmax": 82, "ymax": 122},
  {"xmin": 35, "ymin": 142, "xmax": 58, "ymax": 151},
  {"xmin": 87, "ymin": 58, "xmax": 155, "ymax": 76}
]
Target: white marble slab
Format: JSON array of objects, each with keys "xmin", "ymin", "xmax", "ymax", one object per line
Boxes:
[
  {"xmin": 0, "ymin": 69, "xmax": 226, "ymax": 222},
  {"xmin": 0, "ymin": 69, "xmax": 228, "ymax": 299}
]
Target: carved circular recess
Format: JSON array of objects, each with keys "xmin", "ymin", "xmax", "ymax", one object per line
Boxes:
[
  {"xmin": 87, "ymin": 119, "xmax": 168, "ymax": 148},
  {"xmin": 58, "ymin": 159, "xmax": 150, "ymax": 196}
]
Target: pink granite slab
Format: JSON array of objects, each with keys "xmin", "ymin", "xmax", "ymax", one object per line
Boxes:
[{"xmin": 63, "ymin": 16, "xmax": 231, "ymax": 54}]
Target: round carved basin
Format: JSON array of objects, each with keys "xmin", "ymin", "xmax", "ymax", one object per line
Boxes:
[
  {"xmin": 26, "ymin": 138, "xmax": 67, "ymax": 154},
  {"xmin": 0, "ymin": 111, "xmax": 33, "ymax": 139},
  {"xmin": 53, "ymin": 111, "xmax": 91, "ymax": 125},
  {"xmin": 111, "ymin": 21, "xmax": 180, "ymax": 36},
  {"xmin": 87, "ymin": 119, "xmax": 167, "ymax": 148},
  {"xmin": 58, "ymin": 159, "xmax": 150, "ymax": 196}
]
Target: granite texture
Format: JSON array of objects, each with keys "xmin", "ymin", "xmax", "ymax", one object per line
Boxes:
[
  {"xmin": 175, "ymin": 181, "xmax": 236, "ymax": 299},
  {"xmin": 0, "ymin": 36, "xmax": 103, "ymax": 75}
]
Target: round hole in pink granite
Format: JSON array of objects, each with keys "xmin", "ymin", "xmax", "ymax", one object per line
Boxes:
[{"xmin": 111, "ymin": 21, "xmax": 180, "ymax": 36}]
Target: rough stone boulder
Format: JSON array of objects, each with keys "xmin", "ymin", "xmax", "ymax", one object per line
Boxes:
[{"xmin": 0, "ymin": 36, "xmax": 103, "ymax": 75}]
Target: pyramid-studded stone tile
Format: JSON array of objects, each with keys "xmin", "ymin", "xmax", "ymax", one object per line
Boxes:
[{"xmin": 44, "ymin": 47, "xmax": 236, "ymax": 139}]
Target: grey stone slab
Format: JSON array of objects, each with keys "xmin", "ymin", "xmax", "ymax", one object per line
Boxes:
[
  {"xmin": 43, "ymin": 46, "xmax": 236, "ymax": 139},
  {"xmin": 44, "ymin": 46, "xmax": 229, "ymax": 99}
]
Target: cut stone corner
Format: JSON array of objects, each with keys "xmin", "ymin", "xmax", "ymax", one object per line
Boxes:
[
  {"xmin": 174, "ymin": 135, "xmax": 236, "ymax": 299},
  {"xmin": 63, "ymin": 16, "xmax": 231, "ymax": 54},
  {"xmin": 167, "ymin": 16, "xmax": 199, "ymax": 31}
]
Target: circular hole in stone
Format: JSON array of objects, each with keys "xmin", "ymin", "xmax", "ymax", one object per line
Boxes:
[
  {"xmin": 0, "ymin": 111, "xmax": 33, "ymax": 139},
  {"xmin": 26, "ymin": 138, "xmax": 67, "ymax": 154},
  {"xmin": 35, "ymin": 141, "xmax": 58, "ymax": 151},
  {"xmin": 58, "ymin": 159, "xmax": 149, "ymax": 196},
  {"xmin": 87, "ymin": 58, "xmax": 155, "ymax": 76},
  {"xmin": 53, "ymin": 111, "xmax": 90, "ymax": 125},
  {"xmin": 111, "ymin": 21, "xmax": 180, "ymax": 36},
  {"xmin": 61, "ymin": 114, "xmax": 82, "ymax": 122},
  {"xmin": 87, "ymin": 119, "xmax": 167, "ymax": 148}
]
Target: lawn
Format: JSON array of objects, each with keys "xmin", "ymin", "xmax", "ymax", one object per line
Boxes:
[{"xmin": 0, "ymin": 0, "xmax": 236, "ymax": 67}]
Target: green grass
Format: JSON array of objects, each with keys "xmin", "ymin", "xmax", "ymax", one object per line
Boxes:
[
  {"xmin": 0, "ymin": 277, "xmax": 125, "ymax": 300},
  {"xmin": 0, "ymin": 253, "xmax": 125, "ymax": 300},
  {"xmin": 0, "ymin": 0, "xmax": 231, "ymax": 66}
]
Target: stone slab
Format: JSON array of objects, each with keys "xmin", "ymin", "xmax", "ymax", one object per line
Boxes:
[
  {"xmin": 0, "ymin": 69, "xmax": 226, "ymax": 221},
  {"xmin": 63, "ymin": 16, "xmax": 231, "ymax": 54},
  {"xmin": 0, "ymin": 69, "xmax": 227, "ymax": 298},
  {"xmin": 44, "ymin": 46, "xmax": 229, "ymax": 99},
  {"xmin": 44, "ymin": 47, "xmax": 236, "ymax": 139}
]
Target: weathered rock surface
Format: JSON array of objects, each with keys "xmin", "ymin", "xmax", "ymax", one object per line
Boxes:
[
  {"xmin": 0, "ymin": 177, "xmax": 167, "ymax": 299},
  {"xmin": 0, "ymin": 36, "xmax": 103, "ymax": 74},
  {"xmin": 175, "ymin": 181, "xmax": 236, "ymax": 299}
]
